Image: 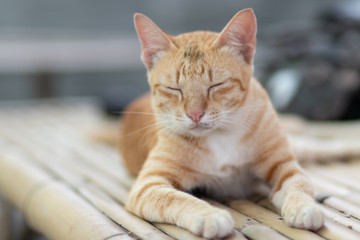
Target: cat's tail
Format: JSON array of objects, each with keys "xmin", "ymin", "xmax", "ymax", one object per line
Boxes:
[{"xmin": 280, "ymin": 115, "xmax": 360, "ymax": 163}]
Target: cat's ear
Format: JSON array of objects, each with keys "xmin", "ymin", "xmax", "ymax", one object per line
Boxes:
[
  {"xmin": 134, "ymin": 13, "xmax": 176, "ymax": 69},
  {"xmin": 212, "ymin": 9, "xmax": 257, "ymax": 63}
]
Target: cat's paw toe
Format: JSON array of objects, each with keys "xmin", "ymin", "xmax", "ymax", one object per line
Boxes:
[
  {"xmin": 283, "ymin": 203, "xmax": 324, "ymax": 230},
  {"xmin": 189, "ymin": 209, "xmax": 234, "ymax": 238}
]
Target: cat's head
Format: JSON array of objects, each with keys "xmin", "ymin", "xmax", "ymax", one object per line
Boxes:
[{"xmin": 134, "ymin": 9, "xmax": 257, "ymax": 137}]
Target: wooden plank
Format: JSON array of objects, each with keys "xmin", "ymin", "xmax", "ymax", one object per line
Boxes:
[
  {"xmin": 230, "ymin": 199, "xmax": 325, "ymax": 240},
  {"xmin": 314, "ymin": 161, "xmax": 360, "ymax": 183},
  {"xmin": 2, "ymin": 125, "xmax": 215, "ymax": 240},
  {"xmin": 208, "ymin": 200, "xmax": 289, "ymax": 240},
  {"xmin": 0, "ymin": 154, "xmax": 133, "ymax": 240},
  {"xmin": 80, "ymin": 184, "xmax": 174, "ymax": 240},
  {"xmin": 155, "ymin": 222, "xmax": 246, "ymax": 240},
  {"xmin": 2, "ymin": 102, "xmax": 360, "ymax": 240},
  {"xmin": 256, "ymin": 197, "xmax": 360, "ymax": 239},
  {"xmin": 307, "ymin": 166, "xmax": 360, "ymax": 193},
  {"xmin": 323, "ymin": 197, "xmax": 360, "ymax": 220},
  {"xmin": 309, "ymin": 175, "xmax": 360, "ymax": 206},
  {"xmin": 154, "ymin": 224, "xmax": 206, "ymax": 240},
  {"xmin": 317, "ymin": 217, "xmax": 360, "ymax": 240},
  {"xmin": 1, "ymin": 128, "xmax": 131, "ymax": 204},
  {"xmin": 319, "ymin": 205, "xmax": 360, "ymax": 232}
]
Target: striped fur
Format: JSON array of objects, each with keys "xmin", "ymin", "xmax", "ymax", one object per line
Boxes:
[{"xmin": 120, "ymin": 9, "xmax": 323, "ymax": 238}]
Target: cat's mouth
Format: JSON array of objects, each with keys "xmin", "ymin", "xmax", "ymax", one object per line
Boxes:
[{"xmin": 189, "ymin": 123, "xmax": 213, "ymax": 133}]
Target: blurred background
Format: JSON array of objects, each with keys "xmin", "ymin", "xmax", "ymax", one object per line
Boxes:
[{"xmin": 1, "ymin": 0, "xmax": 360, "ymax": 120}]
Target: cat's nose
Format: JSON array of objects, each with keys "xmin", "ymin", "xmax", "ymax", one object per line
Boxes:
[{"xmin": 187, "ymin": 111, "xmax": 205, "ymax": 123}]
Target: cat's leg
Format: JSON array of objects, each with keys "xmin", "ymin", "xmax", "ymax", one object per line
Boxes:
[
  {"xmin": 270, "ymin": 165, "xmax": 324, "ymax": 230},
  {"xmin": 252, "ymin": 138, "xmax": 324, "ymax": 230},
  {"xmin": 125, "ymin": 159, "xmax": 234, "ymax": 238}
]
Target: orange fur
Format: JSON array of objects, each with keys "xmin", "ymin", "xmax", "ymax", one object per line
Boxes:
[{"xmin": 119, "ymin": 9, "xmax": 324, "ymax": 238}]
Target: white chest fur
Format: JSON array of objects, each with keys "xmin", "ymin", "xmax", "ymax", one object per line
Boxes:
[
  {"xmin": 204, "ymin": 130, "xmax": 251, "ymax": 172},
  {"xmin": 193, "ymin": 130, "xmax": 257, "ymax": 199}
]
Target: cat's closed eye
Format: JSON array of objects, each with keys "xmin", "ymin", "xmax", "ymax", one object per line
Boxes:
[
  {"xmin": 165, "ymin": 86, "xmax": 183, "ymax": 100},
  {"xmin": 166, "ymin": 86, "xmax": 182, "ymax": 93},
  {"xmin": 208, "ymin": 81, "xmax": 225, "ymax": 96},
  {"xmin": 209, "ymin": 82, "xmax": 224, "ymax": 91}
]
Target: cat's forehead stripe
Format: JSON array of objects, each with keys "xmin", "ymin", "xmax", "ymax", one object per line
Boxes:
[
  {"xmin": 175, "ymin": 70, "xmax": 180, "ymax": 84},
  {"xmin": 184, "ymin": 42, "xmax": 203, "ymax": 61},
  {"xmin": 208, "ymin": 69, "xmax": 213, "ymax": 82}
]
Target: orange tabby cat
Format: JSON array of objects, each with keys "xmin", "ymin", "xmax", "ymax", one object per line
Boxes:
[{"xmin": 120, "ymin": 9, "xmax": 324, "ymax": 238}]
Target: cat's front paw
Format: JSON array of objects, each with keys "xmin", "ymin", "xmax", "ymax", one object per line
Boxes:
[
  {"xmin": 187, "ymin": 208, "xmax": 234, "ymax": 239},
  {"xmin": 282, "ymin": 196, "xmax": 324, "ymax": 230}
]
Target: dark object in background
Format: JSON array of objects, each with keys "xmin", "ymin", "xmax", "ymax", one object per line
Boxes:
[
  {"xmin": 101, "ymin": 85, "xmax": 148, "ymax": 117},
  {"xmin": 261, "ymin": 2, "xmax": 360, "ymax": 120}
]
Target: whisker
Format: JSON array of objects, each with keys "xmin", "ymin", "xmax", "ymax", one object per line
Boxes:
[
  {"xmin": 139, "ymin": 126, "xmax": 160, "ymax": 147},
  {"xmin": 120, "ymin": 120, "xmax": 161, "ymax": 138},
  {"xmin": 220, "ymin": 113, "xmax": 258, "ymax": 132}
]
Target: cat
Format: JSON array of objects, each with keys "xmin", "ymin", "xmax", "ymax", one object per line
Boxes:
[{"xmin": 119, "ymin": 9, "xmax": 324, "ymax": 239}]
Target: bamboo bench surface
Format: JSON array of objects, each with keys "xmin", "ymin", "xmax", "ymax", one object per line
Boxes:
[{"xmin": 0, "ymin": 99, "xmax": 360, "ymax": 240}]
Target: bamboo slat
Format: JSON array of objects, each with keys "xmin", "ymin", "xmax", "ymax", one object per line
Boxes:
[
  {"xmin": 1, "ymin": 128, "xmax": 131, "ymax": 205},
  {"xmin": 80, "ymin": 184, "xmax": 174, "ymax": 240},
  {"xmin": 322, "ymin": 197, "xmax": 360, "ymax": 220},
  {"xmin": 303, "ymin": 121, "xmax": 360, "ymax": 138},
  {"xmin": 307, "ymin": 166, "xmax": 360, "ymax": 194},
  {"xmin": 308, "ymin": 175, "xmax": 360, "ymax": 206},
  {"xmin": 1, "ymin": 100, "xmax": 360, "ymax": 240},
  {"xmin": 0, "ymin": 154, "xmax": 133, "ymax": 240},
  {"xmin": 208, "ymin": 200, "xmax": 288, "ymax": 240},
  {"xmin": 322, "ymin": 162, "xmax": 360, "ymax": 182},
  {"xmin": 317, "ymin": 218, "xmax": 360, "ymax": 240},
  {"xmin": 281, "ymin": 115, "xmax": 360, "ymax": 138},
  {"xmin": 0, "ymin": 113, "xmax": 212, "ymax": 240},
  {"xmin": 230, "ymin": 199, "xmax": 324, "ymax": 240},
  {"xmin": 319, "ymin": 205, "xmax": 360, "ymax": 232},
  {"xmin": 156, "ymin": 222, "xmax": 248, "ymax": 240},
  {"xmin": 254, "ymin": 198, "xmax": 360, "ymax": 240},
  {"xmin": 154, "ymin": 224, "xmax": 208, "ymax": 240}
]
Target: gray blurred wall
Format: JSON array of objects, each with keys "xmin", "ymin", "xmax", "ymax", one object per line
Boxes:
[{"xmin": 0, "ymin": 0, "xmax": 344, "ymax": 101}]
